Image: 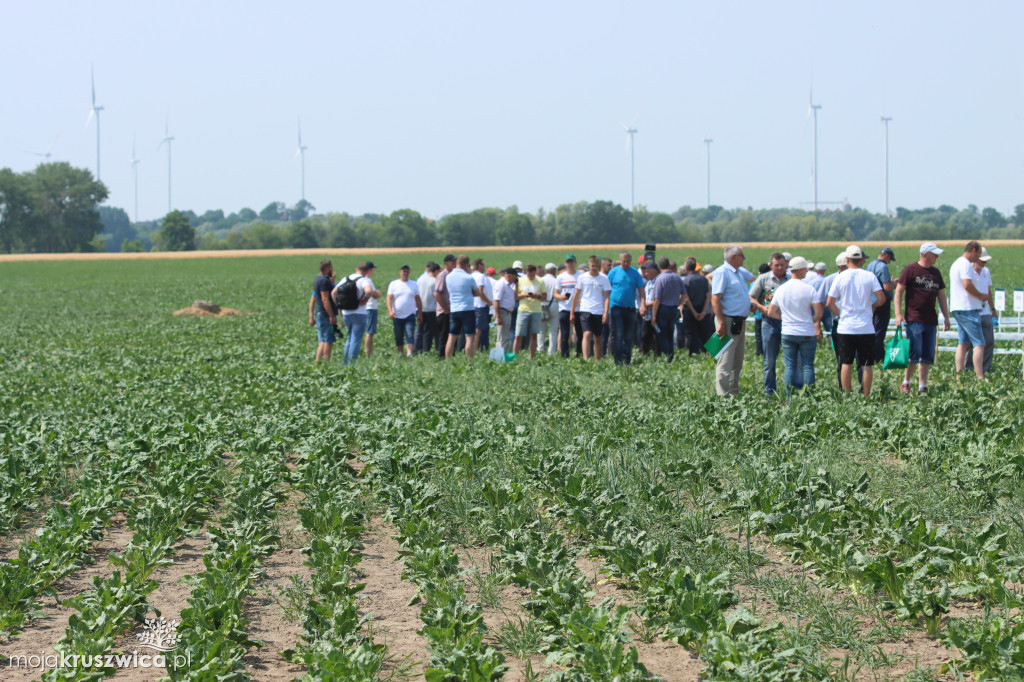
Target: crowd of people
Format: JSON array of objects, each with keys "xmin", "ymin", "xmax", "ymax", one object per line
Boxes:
[{"xmin": 309, "ymin": 241, "xmax": 999, "ymax": 397}]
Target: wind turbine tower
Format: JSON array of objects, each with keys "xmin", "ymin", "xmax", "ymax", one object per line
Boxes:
[
  {"xmin": 616, "ymin": 117, "xmax": 639, "ymax": 212},
  {"xmin": 296, "ymin": 118, "xmax": 308, "ymax": 202},
  {"xmin": 87, "ymin": 66, "xmax": 104, "ymax": 181},
  {"xmin": 130, "ymin": 138, "xmax": 140, "ymax": 223},
  {"xmin": 881, "ymin": 115, "xmax": 892, "ymax": 215},
  {"xmin": 809, "ymin": 92, "xmax": 822, "ymax": 211},
  {"xmin": 703, "ymin": 137, "xmax": 713, "ymax": 209},
  {"xmin": 157, "ymin": 119, "xmax": 175, "ymax": 213}
]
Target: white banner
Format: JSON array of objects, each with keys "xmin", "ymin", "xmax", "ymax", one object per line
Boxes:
[
  {"xmin": 994, "ymin": 289, "xmax": 1005, "ymax": 312},
  {"xmin": 1015, "ymin": 289, "xmax": 1024, "ymax": 313}
]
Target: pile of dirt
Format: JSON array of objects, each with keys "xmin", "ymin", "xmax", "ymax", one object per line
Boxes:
[{"xmin": 173, "ymin": 300, "xmax": 244, "ymax": 317}]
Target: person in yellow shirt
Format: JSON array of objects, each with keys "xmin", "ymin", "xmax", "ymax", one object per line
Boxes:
[{"xmin": 513, "ymin": 264, "xmax": 547, "ymax": 358}]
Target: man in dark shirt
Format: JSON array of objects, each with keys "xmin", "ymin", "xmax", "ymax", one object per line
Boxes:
[
  {"xmin": 680, "ymin": 257, "xmax": 712, "ymax": 356},
  {"xmin": 866, "ymin": 247, "xmax": 896, "ymax": 368},
  {"xmin": 894, "ymin": 242, "xmax": 951, "ymax": 394},
  {"xmin": 650, "ymin": 257, "xmax": 684, "ymax": 361},
  {"xmin": 312, "ymin": 259, "xmax": 338, "ymax": 363}
]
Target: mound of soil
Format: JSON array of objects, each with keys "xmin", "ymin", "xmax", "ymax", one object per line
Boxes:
[{"xmin": 172, "ymin": 306, "xmax": 244, "ymax": 317}]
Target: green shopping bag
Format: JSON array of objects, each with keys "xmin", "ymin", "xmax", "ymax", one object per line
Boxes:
[{"xmin": 882, "ymin": 326, "xmax": 909, "ymax": 370}]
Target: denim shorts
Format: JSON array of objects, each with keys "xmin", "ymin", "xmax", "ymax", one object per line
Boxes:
[
  {"xmin": 449, "ymin": 309, "xmax": 477, "ymax": 336},
  {"xmin": 366, "ymin": 308, "xmax": 379, "ymax": 334},
  {"xmin": 905, "ymin": 321, "xmax": 937, "ymax": 365},
  {"xmin": 579, "ymin": 312, "xmax": 604, "ymax": 335},
  {"xmin": 315, "ymin": 311, "xmax": 336, "ymax": 344},
  {"xmin": 953, "ymin": 310, "xmax": 985, "ymax": 346},
  {"xmin": 475, "ymin": 306, "xmax": 490, "ymax": 332},
  {"xmin": 515, "ymin": 311, "xmax": 542, "ymax": 337}
]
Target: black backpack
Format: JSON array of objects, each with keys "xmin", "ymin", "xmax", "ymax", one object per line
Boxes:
[{"xmin": 332, "ymin": 275, "xmax": 363, "ymax": 311}]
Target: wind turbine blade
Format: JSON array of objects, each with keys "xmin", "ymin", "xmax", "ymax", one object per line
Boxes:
[
  {"xmin": 629, "ymin": 107, "xmax": 643, "ymax": 126},
  {"xmin": 91, "ymin": 65, "xmax": 96, "ymax": 108},
  {"xmin": 294, "ymin": 148, "xmax": 301, "ymax": 161},
  {"xmin": 85, "ymin": 109, "xmax": 94, "ymax": 129},
  {"xmin": 614, "ymin": 117, "xmax": 629, "ymax": 131}
]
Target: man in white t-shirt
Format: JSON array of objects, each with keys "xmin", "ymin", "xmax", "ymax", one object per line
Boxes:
[
  {"xmin": 540, "ymin": 263, "xmax": 558, "ymax": 354},
  {"xmin": 948, "ymin": 241, "xmax": 988, "ymax": 379},
  {"xmin": 553, "ymin": 254, "xmax": 583, "ymax": 358},
  {"xmin": 416, "ymin": 262, "xmax": 439, "ymax": 355},
  {"xmin": 361, "ymin": 264, "xmax": 382, "ymax": 358},
  {"xmin": 965, "ymin": 247, "xmax": 996, "ymax": 376},
  {"xmin": 827, "ymin": 245, "xmax": 885, "ymax": 396},
  {"xmin": 386, "ymin": 265, "xmax": 423, "ymax": 358},
  {"xmin": 767, "ymin": 257, "xmax": 823, "ymax": 395},
  {"xmin": 492, "ymin": 268, "xmax": 518, "ymax": 352},
  {"xmin": 571, "ymin": 255, "xmax": 611, "ymax": 361},
  {"xmin": 471, "ymin": 258, "xmax": 495, "ymax": 352}
]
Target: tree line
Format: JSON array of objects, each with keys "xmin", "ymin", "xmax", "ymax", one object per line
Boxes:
[{"xmin": 2, "ymin": 163, "xmax": 1023, "ymax": 254}]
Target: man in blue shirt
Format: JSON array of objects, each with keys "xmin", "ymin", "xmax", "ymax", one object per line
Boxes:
[
  {"xmin": 711, "ymin": 245, "xmax": 752, "ymax": 396},
  {"xmin": 444, "ymin": 254, "xmax": 484, "ymax": 361},
  {"xmin": 865, "ymin": 247, "xmax": 896, "ymax": 374},
  {"xmin": 607, "ymin": 251, "xmax": 647, "ymax": 365}
]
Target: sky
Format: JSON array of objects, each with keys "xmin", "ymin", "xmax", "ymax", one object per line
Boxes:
[{"xmin": 3, "ymin": 0, "xmax": 1023, "ymax": 223}]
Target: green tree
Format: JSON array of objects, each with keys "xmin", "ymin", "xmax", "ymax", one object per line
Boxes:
[
  {"xmin": 284, "ymin": 219, "xmax": 319, "ymax": 248},
  {"xmin": 0, "ymin": 168, "xmax": 33, "ymax": 253},
  {"xmin": 1014, "ymin": 204, "xmax": 1024, "ymax": 227},
  {"xmin": 259, "ymin": 202, "xmax": 283, "ymax": 222},
  {"xmin": 155, "ymin": 210, "xmax": 196, "ymax": 251},
  {"xmin": 26, "ymin": 162, "xmax": 108, "ymax": 252},
  {"xmin": 381, "ymin": 209, "xmax": 433, "ymax": 247},
  {"xmin": 97, "ymin": 205, "xmax": 135, "ymax": 252},
  {"xmin": 495, "ymin": 209, "xmax": 535, "ymax": 245},
  {"xmin": 576, "ymin": 201, "xmax": 634, "ymax": 244},
  {"xmin": 121, "ymin": 239, "xmax": 145, "ymax": 252},
  {"xmin": 981, "ymin": 207, "xmax": 1005, "ymax": 229},
  {"xmin": 238, "ymin": 207, "xmax": 258, "ymax": 222}
]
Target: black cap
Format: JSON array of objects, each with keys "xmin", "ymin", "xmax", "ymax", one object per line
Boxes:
[
  {"xmin": 880, "ymin": 247, "xmax": 895, "ymax": 259},
  {"xmin": 443, "ymin": 254, "xmax": 456, "ymax": 263},
  {"xmin": 400, "ymin": 264, "xmax": 410, "ymax": 270},
  {"xmin": 364, "ymin": 260, "xmax": 376, "ymax": 269},
  {"xmin": 425, "ymin": 260, "xmax": 437, "ymax": 269},
  {"xmin": 642, "ymin": 261, "xmax": 658, "ymax": 270}
]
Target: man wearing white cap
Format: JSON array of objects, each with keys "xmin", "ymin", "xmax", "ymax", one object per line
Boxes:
[
  {"xmin": 965, "ymin": 247, "xmax": 996, "ymax": 375},
  {"xmin": 540, "ymin": 263, "xmax": 558, "ymax": 354},
  {"xmin": 948, "ymin": 241, "xmax": 988, "ymax": 379},
  {"xmin": 894, "ymin": 243, "xmax": 951, "ymax": 394},
  {"xmin": 803, "ymin": 261, "xmax": 824, "ymax": 287},
  {"xmin": 767, "ymin": 257, "xmax": 823, "ymax": 395},
  {"xmin": 827, "ymin": 245, "xmax": 885, "ymax": 396}
]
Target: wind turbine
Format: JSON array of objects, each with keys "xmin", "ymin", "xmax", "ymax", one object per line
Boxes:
[
  {"xmin": 808, "ymin": 90, "xmax": 822, "ymax": 211},
  {"xmin": 130, "ymin": 138, "xmax": 140, "ymax": 224},
  {"xmin": 881, "ymin": 115, "xmax": 892, "ymax": 215},
  {"xmin": 615, "ymin": 112, "xmax": 640, "ymax": 212},
  {"xmin": 157, "ymin": 118, "xmax": 175, "ymax": 213},
  {"xmin": 703, "ymin": 137, "xmax": 713, "ymax": 209},
  {"xmin": 295, "ymin": 117, "xmax": 308, "ymax": 202},
  {"xmin": 23, "ymin": 132, "xmax": 61, "ymax": 162},
  {"xmin": 86, "ymin": 66, "xmax": 104, "ymax": 180}
]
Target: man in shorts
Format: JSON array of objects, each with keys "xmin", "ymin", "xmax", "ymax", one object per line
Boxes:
[
  {"xmin": 894, "ymin": 242, "xmax": 950, "ymax": 394},
  {"xmin": 311, "ymin": 260, "xmax": 338, "ymax": 363},
  {"xmin": 948, "ymin": 241, "xmax": 988, "ymax": 379},
  {"xmin": 553, "ymin": 254, "xmax": 583, "ymax": 358},
  {"xmin": 513, "ymin": 264, "xmax": 547, "ymax": 359},
  {"xmin": 433, "ymin": 254, "xmax": 457, "ymax": 360},
  {"xmin": 571, "ymin": 255, "xmax": 611, "ymax": 361},
  {"xmin": 827, "ymin": 245, "xmax": 885, "ymax": 396},
  {"xmin": 360, "ymin": 262, "xmax": 382, "ymax": 357},
  {"xmin": 965, "ymin": 248, "xmax": 996, "ymax": 375},
  {"xmin": 444, "ymin": 255, "xmax": 484, "ymax": 361},
  {"xmin": 387, "ymin": 265, "xmax": 423, "ymax": 358}
]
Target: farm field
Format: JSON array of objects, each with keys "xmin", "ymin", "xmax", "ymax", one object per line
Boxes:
[{"xmin": 2, "ymin": 250, "xmax": 1024, "ymax": 681}]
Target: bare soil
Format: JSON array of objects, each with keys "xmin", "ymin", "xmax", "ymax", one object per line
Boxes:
[
  {"xmin": 1, "ymin": 522, "xmax": 135, "ymax": 681},
  {"xmin": 4, "ymin": 240, "xmax": 1022, "ymax": 263},
  {"xmin": 171, "ymin": 306, "xmax": 245, "ymax": 317},
  {"xmin": 358, "ymin": 518, "xmax": 429, "ymax": 678}
]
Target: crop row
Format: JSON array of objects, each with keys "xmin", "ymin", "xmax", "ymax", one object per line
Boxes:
[
  {"xmin": 165, "ymin": 438, "xmax": 290, "ymax": 680},
  {"xmin": 40, "ymin": 446, "xmax": 224, "ymax": 680}
]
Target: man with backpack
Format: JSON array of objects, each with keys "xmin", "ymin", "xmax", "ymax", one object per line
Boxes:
[{"xmin": 333, "ymin": 262, "xmax": 377, "ymax": 366}]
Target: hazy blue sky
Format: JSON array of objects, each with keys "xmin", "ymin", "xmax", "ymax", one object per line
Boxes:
[{"xmin": 3, "ymin": 0, "xmax": 1022, "ymax": 222}]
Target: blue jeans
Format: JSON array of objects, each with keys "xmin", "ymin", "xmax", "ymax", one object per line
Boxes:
[
  {"xmin": 782, "ymin": 334, "xmax": 817, "ymax": 394},
  {"xmin": 610, "ymin": 307, "xmax": 637, "ymax": 365},
  {"xmin": 475, "ymin": 307, "xmax": 490, "ymax": 349},
  {"xmin": 761, "ymin": 318, "xmax": 782, "ymax": 395},
  {"xmin": 655, "ymin": 307, "xmax": 678, "ymax": 361},
  {"xmin": 393, "ymin": 314, "xmax": 416, "ymax": 348},
  {"xmin": 342, "ymin": 312, "xmax": 367, "ymax": 365},
  {"xmin": 315, "ymin": 311, "xmax": 336, "ymax": 344}
]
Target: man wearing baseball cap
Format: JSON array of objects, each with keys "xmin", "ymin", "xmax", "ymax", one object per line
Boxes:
[
  {"xmin": 965, "ymin": 247, "xmax": 996, "ymax": 376},
  {"xmin": 433, "ymin": 254, "xmax": 457, "ymax": 359},
  {"xmin": 894, "ymin": 242, "xmax": 950, "ymax": 394},
  {"xmin": 540, "ymin": 263, "xmax": 559, "ymax": 354},
  {"xmin": 553, "ymin": 254, "xmax": 583, "ymax": 357},
  {"xmin": 815, "ymin": 253, "xmax": 848, "ymax": 387},
  {"xmin": 827, "ymin": 245, "xmax": 885, "ymax": 396},
  {"xmin": 866, "ymin": 247, "xmax": 897, "ymax": 372},
  {"xmin": 948, "ymin": 241, "xmax": 988, "ymax": 379}
]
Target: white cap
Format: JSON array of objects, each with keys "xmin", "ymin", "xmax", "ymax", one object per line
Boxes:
[
  {"xmin": 545, "ymin": 262, "xmax": 557, "ymax": 271},
  {"xmin": 844, "ymin": 245, "xmax": 865, "ymax": 260},
  {"xmin": 512, "ymin": 260, "xmax": 524, "ymax": 269},
  {"xmin": 835, "ymin": 253, "xmax": 847, "ymax": 267},
  {"xmin": 814, "ymin": 262, "xmax": 827, "ymax": 271},
  {"xmin": 979, "ymin": 246, "xmax": 992, "ymax": 262},
  {"xmin": 788, "ymin": 256, "xmax": 810, "ymax": 271},
  {"xmin": 781, "ymin": 252, "xmax": 792, "ymax": 261},
  {"xmin": 919, "ymin": 242, "xmax": 944, "ymax": 255}
]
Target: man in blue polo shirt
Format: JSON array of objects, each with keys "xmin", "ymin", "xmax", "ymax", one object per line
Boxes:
[
  {"xmin": 607, "ymin": 251, "xmax": 646, "ymax": 365},
  {"xmin": 711, "ymin": 244, "xmax": 752, "ymax": 396}
]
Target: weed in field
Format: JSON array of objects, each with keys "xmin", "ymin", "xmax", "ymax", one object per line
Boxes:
[
  {"xmin": 495, "ymin": 616, "xmax": 545, "ymax": 658},
  {"xmin": 265, "ymin": 574, "xmax": 310, "ymax": 623}
]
